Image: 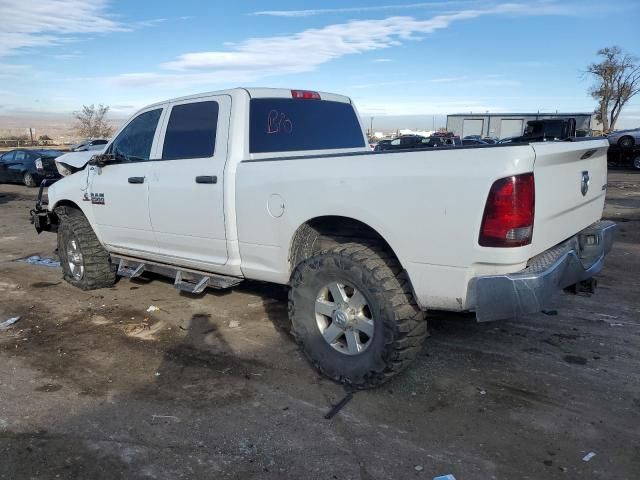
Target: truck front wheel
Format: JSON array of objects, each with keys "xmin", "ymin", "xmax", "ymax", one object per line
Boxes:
[
  {"xmin": 57, "ymin": 207, "xmax": 116, "ymax": 290},
  {"xmin": 289, "ymin": 242, "xmax": 427, "ymax": 389}
]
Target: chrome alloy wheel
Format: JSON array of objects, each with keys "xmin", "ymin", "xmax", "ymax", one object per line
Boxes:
[
  {"xmin": 66, "ymin": 238, "xmax": 84, "ymax": 281},
  {"xmin": 315, "ymin": 281, "xmax": 375, "ymax": 356}
]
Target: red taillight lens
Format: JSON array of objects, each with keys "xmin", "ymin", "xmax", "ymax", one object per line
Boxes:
[
  {"xmin": 291, "ymin": 90, "xmax": 321, "ymax": 100},
  {"xmin": 479, "ymin": 173, "xmax": 535, "ymax": 247}
]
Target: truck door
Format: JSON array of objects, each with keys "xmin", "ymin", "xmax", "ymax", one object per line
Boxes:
[
  {"xmin": 88, "ymin": 107, "xmax": 164, "ymax": 254},
  {"xmin": 148, "ymin": 95, "xmax": 230, "ymax": 267}
]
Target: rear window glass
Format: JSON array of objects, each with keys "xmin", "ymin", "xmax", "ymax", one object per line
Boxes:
[
  {"xmin": 162, "ymin": 101, "xmax": 219, "ymax": 160},
  {"xmin": 249, "ymin": 99, "xmax": 365, "ymax": 153}
]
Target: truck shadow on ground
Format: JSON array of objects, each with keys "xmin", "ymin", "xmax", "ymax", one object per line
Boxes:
[
  {"xmin": 0, "ymin": 192, "xmax": 25, "ymax": 205},
  {"xmin": 0, "ymin": 308, "xmax": 299, "ymax": 479}
]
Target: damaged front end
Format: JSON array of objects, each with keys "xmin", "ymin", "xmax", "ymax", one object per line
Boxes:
[{"xmin": 30, "ymin": 179, "xmax": 58, "ymax": 234}]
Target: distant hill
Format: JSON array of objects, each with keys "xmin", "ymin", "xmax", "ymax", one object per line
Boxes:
[{"xmin": 0, "ymin": 111, "xmax": 125, "ymax": 144}]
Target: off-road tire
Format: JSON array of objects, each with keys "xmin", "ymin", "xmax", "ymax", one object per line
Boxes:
[
  {"xmin": 23, "ymin": 172, "xmax": 36, "ymax": 187},
  {"xmin": 289, "ymin": 242, "xmax": 427, "ymax": 389},
  {"xmin": 57, "ymin": 207, "xmax": 116, "ymax": 290},
  {"xmin": 618, "ymin": 136, "xmax": 635, "ymax": 148}
]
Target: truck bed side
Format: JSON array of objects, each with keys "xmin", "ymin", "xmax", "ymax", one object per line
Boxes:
[{"xmin": 235, "ymin": 144, "xmax": 538, "ymax": 311}]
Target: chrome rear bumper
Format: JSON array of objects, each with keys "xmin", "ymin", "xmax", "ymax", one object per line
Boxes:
[{"xmin": 469, "ymin": 221, "xmax": 617, "ymax": 322}]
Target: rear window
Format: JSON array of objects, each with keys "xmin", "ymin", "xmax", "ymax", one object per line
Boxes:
[{"xmin": 249, "ymin": 99, "xmax": 365, "ymax": 153}]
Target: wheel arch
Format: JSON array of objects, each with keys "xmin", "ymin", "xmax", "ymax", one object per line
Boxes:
[
  {"xmin": 52, "ymin": 199, "xmax": 83, "ymax": 215},
  {"xmin": 288, "ymin": 215, "xmax": 404, "ymax": 273},
  {"xmin": 618, "ymin": 135, "xmax": 636, "ymax": 146}
]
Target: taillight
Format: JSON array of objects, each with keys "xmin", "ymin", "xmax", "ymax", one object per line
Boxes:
[
  {"xmin": 291, "ymin": 90, "xmax": 321, "ymax": 100},
  {"xmin": 35, "ymin": 159, "xmax": 44, "ymax": 171},
  {"xmin": 479, "ymin": 173, "xmax": 535, "ymax": 247}
]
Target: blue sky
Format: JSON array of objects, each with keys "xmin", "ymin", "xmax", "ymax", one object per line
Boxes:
[{"xmin": 1, "ymin": 0, "xmax": 639, "ymax": 129}]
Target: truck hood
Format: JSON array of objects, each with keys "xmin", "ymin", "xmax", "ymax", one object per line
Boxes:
[{"xmin": 54, "ymin": 148, "xmax": 104, "ymax": 175}]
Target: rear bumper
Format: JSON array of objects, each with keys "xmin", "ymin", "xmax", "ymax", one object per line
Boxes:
[{"xmin": 468, "ymin": 221, "xmax": 617, "ymax": 322}]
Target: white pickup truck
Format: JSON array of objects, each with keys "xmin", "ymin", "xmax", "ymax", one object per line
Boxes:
[{"xmin": 32, "ymin": 88, "xmax": 616, "ymax": 388}]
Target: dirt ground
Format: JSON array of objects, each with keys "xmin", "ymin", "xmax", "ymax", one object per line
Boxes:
[{"xmin": 0, "ymin": 170, "xmax": 639, "ymax": 480}]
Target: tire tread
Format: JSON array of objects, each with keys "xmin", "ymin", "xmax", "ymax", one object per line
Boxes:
[{"xmin": 289, "ymin": 240, "xmax": 427, "ymax": 389}]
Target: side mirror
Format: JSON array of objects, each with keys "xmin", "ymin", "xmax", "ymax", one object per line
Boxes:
[{"xmin": 89, "ymin": 154, "xmax": 113, "ymax": 168}]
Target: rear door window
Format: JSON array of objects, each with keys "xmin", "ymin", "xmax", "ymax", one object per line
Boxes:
[
  {"xmin": 249, "ymin": 99, "xmax": 365, "ymax": 153},
  {"xmin": 15, "ymin": 151, "xmax": 26, "ymax": 161},
  {"xmin": 162, "ymin": 101, "xmax": 219, "ymax": 160}
]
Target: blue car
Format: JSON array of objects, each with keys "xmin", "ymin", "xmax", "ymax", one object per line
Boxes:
[{"xmin": 0, "ymin": 149, "xmax": 63, "ymax": 187}]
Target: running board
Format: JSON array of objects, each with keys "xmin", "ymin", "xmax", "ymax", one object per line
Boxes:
[
  {"xmin": 111, "ymin": 255, "xmax": 242, "ymax": 293},
  {"xmin": 174, "ymin": 271, "xmax": 210, "ymax": 294},
  {"xmin": 117, "ymin": 259, "xmax": 145, "ymax": 278}
]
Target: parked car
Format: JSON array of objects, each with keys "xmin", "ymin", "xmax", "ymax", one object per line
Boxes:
[
  {"xmin": 607, "ymin": 128, "xmax": 640, "ymax": 148},
  {"xmin": 386, "ymin": 135, "xmax": 430, "ymax": 149},
  {"xmin": 70, "ymin": 139, "xmax": 109, "ymax": 152},
  {"xmin": 32, "ymin": 87, "xmax": 615, "ymax": 388},
  {"xmin": 607, "ymin": 144, "xmax": 640, "ymax": 170},
  {"xmin": 481, "ymin": 137, "xmax": 499, "ymax": 144},
  {"xmin": 462, "ymin": 139, "xmax": 488, "ymax": 146},
  {"xmin": 0, "ymin": 149, "xmax": 63, "ymax": 187},
  {"xmin": 373, "ymin": 139, "xmax": 393, "ymax": 151}
]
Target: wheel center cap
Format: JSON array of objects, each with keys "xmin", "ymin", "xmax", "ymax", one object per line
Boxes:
[{"xmin": 333, "ymin": 310, "xmax": 350, "ymax": 329}]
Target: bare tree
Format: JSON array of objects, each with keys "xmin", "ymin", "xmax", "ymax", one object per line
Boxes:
[
  {"xmin": 586, "ymin": 46, "xmax": 640, "ymax": 133},
  {"xmin": 72, "ymin": 104, "xmax": 114, "ymax": 138}
]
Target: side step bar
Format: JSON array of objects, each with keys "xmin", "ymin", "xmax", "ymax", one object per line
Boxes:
[
  {"xmin": 174, "ymin": 271, "xmax": 210, "ymax": 294},
  {"xmin": 111, "ymin": 255, "xmax": 242, "ymax": 294},
  {"xmin": 117, "ymin": 259, "xmax": 146, "ymax": 278}
]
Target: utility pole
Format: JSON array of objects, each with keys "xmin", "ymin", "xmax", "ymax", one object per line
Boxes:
[
  {"xmin": 370, "ymin": 117, "xmax": 374, "ymax": 136},
  {"xmin": 29, "ymin": 128, "xmax": 34, "ymax": 146}
]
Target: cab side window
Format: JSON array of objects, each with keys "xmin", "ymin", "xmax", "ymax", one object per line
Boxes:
[
  {"xmin": 162, "ymin": 101, "xmax": 219, "ymax": 160},
  {"xmin": 111, "ymin": 109, "xmax": 162, "ymax": 162}
]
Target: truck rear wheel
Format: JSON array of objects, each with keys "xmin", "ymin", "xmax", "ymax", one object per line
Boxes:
[
  {"xmin": 289, "ymin": 242, "xmax": 427, "ymax": 389},
  {"xmin": 57, "ymin": 207, "xmax": 116, "ymax": 290}
]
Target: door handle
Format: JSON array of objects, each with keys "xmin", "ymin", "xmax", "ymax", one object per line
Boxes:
[
  {"xmin": 128, "ymin": 176, "xmax": 145, "ymax": 184},
  {"xmin": 195, "ymin": 175, "xmax": 217, "ymax": 184}
]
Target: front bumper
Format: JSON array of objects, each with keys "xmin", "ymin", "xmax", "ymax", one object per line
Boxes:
[
  {"xmin": 30, "ymin": 179, "xmax": 58, "ymax": 234},
  {"xmin": 469, "ymin": 221, "xmax": 617, "ymax": 322}
]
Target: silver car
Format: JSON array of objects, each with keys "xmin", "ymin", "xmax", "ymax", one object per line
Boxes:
[{"xmin": 607, "ymin": 128, "xmax": 640, "ymax": 148}]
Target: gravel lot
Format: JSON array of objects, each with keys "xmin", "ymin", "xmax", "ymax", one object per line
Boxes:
[{"xmin": 1, "ymin": 170, "xmax": 639, "ymax": 479}]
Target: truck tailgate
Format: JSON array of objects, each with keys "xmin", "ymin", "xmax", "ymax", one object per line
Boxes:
[{"xmin": 530, "ymin": 139, "xmax": 609, "ymax": 255}]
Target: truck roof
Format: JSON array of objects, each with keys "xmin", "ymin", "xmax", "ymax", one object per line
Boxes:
[{"xmin": 143, "ymin": 87, "xmax": 352, "ymax": 110}]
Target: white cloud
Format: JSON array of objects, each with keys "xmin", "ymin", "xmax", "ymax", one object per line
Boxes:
[
  {"xmin": 114, "ymin": 2, "xmax": 574, "ymax": 88},
  {"xmin": 431, "ymin": 76, "xmax": 468, "ymax": 83},
  {"xmin": 0, "ymin": 0, "xmax": 126, "ymax": 57},
  {"xmin": 430, "ymin": 75, "xmax": 520, "ymax": 87},
  {"xmin": 358, "ymin": 98, "xmax": 506, "ymax": 115},
  {"xmin": 372, "ymin": 58, "xmax": 393, "ymax": 63},
  {"xmin": 351, "ymin": 80, "xmax": 417, "ymax": 89},
  {"xmin": 133, "ymin": 18, "xmax": 167, "ymax": 28},
  {"xmin": 251, "ymin": 1, "xmax": 481, "ymax": 17}
]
